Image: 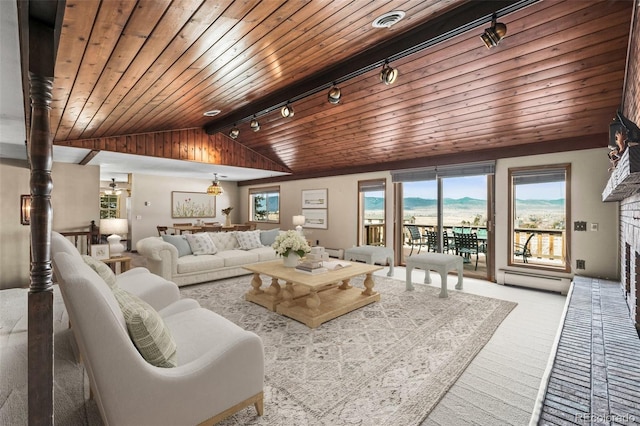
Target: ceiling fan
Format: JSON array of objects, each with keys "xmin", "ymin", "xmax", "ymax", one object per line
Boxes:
[{"xmin": 104, "ymin": 178, "xmax": 122, "ymax": 195}]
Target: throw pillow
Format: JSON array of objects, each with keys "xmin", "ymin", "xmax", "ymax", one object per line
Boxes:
[
  {"xmin": 259, "ymin": 228, "xmax": 280, "ymax": 246},
  {"xmin": 81, "ymin": 255, "xmax": 117, "ymax": 288},
  {"xmin": 185, "ymin": 233, "xmax": 217, "ymax": 255},
  {"xmin": 235, "ymin": 230, "xmax": 263, "ymax": 250},
  {"xmin": 112, "ymin": 286, "xmax": 177, "ymax": 368},
  {"xmin": 161, "ymin": 235, "xmax": 192, "ymax": 257}
]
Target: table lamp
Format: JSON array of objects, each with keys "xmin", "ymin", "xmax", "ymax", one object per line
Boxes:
[
  {"xmin": 100, "ymin": 218, "xmax": 128, "ymax": 257},
  {"xmin": 292, "ymin": 215, "xmax": 306, "ymax": 235}
]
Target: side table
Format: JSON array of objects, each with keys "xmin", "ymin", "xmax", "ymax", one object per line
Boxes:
[{"xmin": 102, "ymin": 256, "xmax": 132, "ymax": 275}]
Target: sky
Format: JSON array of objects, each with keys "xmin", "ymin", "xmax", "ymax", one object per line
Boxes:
[{"xmin": 401, "ymin": 176, "xmax": 564, "ymax": 200}]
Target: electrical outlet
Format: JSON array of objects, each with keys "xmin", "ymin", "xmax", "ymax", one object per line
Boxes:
[
  {"xmin": 576, "ymin": 259, "xmax": 586, "ymax": 269},
  {"xmin": 574, "ymin": 221, "xmax": 587, "ymax": 231}
]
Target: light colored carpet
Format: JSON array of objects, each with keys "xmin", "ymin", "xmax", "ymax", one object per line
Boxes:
[
  {"xmin": 183, "ymin": 275, "xmax": 516, "ymax": 425},
  {"xmin": 1, "ymin": 273, "xmax": 515, "ymax": 425}
]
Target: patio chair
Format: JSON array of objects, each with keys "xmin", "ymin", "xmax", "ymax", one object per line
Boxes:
[
  {"xmin": 405, "ymin": 225, "xmax": 429, "ymax": 255},
  {"xmin": 425, "ymin": 231, "xmax": 439, "ymax": 252},
  {"xmin": 443, "ymin": 230, "xmax": 454, "ymax": 254},
  {"xmin": 514, "ymin": 233, "xmax": 535, "ymax": 263},
  {"xmin": 454, "ymin": 232, "xmax": 480, "ymax": 270}
]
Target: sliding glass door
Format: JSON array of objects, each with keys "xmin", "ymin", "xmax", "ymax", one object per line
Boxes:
[{"xmin": 394, "ymin": 162, "xmax": 494, "ymax": 280}]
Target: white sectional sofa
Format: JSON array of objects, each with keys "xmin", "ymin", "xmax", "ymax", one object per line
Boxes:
[
  {"xmin": 136, "ymin": 229, "xmax": 281, "ymax": 286},
  {"xmin": 51, "ymin": 232, "xmax": 265, "ymax": 425}
]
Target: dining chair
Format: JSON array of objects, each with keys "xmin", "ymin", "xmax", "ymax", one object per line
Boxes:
[
  {"xmin": 202, "ymin": 225, "xmax": 222, "ymax": 232},
  {"xmin": 156, "ymin": 226, "xmax": 172, "ymax": 236},
  {"xmin": 173, "ymin": 223, "xmax": 192, "ymax": 227}
]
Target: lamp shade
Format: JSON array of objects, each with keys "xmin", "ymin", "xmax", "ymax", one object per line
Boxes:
[
  {"xmin": 100, "ymin": 218, "xmax": 128, "ymax": 236},
  {"xmin": 292, "ymin": 215, "xmax": 306, "ymax": 226}
]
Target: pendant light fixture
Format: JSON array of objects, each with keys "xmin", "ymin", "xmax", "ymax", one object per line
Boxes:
[{"xmin": 207, "ymin": 173, "xmax": 224, "ymax": 196}]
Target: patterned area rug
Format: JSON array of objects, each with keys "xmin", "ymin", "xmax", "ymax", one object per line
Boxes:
[{"xmin": 181, "ymin": 275, "xmax": 517, "ymax": 426}]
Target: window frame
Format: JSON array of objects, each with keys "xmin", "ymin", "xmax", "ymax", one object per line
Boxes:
[
  {"xmin": 99, "ymin": 193, "xmax": 120, "ymax": 219},
  {"xmin": 249, "ymin": 186, "xmax": 280, "ymax": 224},
  {"xmin": 357, "ymin": 179, "xmax": 386, "ymax": 246},
  {"xmin": 507, "ymin": 163, "xmax": 571, "ymax": 272}
]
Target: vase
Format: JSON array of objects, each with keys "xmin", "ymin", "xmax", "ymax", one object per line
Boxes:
[
  {"xmin": 225, "ymin": 215, "xmax": 231, "ymax": 227},
  {"xmin": 282, "ymin": 253, "xmax": 300, "ymax": 267}
]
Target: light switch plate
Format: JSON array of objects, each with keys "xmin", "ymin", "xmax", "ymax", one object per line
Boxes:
[{"xmin": 590, "ymin": 223, "xmax": 598, "ymax": 231}]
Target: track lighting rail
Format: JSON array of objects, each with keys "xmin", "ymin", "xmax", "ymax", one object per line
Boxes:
[{"xmin": 203, "ymin": 0, "xmax": 538, "ymax": 136}]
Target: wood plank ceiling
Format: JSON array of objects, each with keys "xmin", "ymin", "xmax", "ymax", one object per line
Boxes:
[{"xmin": 48, "ymin": 0, "xmax": 633, "ymax": 181}]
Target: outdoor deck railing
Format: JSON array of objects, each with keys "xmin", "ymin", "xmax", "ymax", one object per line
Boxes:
[{"xmin": 365, "ymin": 222, "xmax": 566, "ymax": 262}]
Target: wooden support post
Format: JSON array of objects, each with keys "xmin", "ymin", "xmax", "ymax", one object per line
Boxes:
[{"xmin": 27, "ymin": 71, "xmax": 54, "ymax": 426}]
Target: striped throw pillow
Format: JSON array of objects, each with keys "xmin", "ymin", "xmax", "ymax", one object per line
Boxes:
[{"xmin": 112, "ymin": 286, "xmax": 177, "ymax": 368}]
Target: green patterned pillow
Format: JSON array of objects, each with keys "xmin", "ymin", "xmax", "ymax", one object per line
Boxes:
[
  {"xmin": 112, "ymin": 286, "xmax": 177, "ymax": 368},
  {"xmin": 82, "ymin": 255, "xmax": 117, "ymax": 288}
]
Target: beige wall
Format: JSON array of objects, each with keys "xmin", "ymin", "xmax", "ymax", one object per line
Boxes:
[
  {"xmin": 0, "ymin": 161, "xmax": 100, "ymax": 289},
  {"xmin": 495, "ymin": 148, "xmax": 619, "ymax": 280},
  {"xmin": 238, "ymin": 171, "xmax": 393, "ymax": 251},
  {"xmin": 240, "ymin": 148, "xmax": 618, "ymax": 280},
  {"xmin": 129, "ymin": 174, "xmax": 239, "ymax": 248},
  {"xmin": 1, "ymin": 147, "xmax": 618, "ymax": 289}
]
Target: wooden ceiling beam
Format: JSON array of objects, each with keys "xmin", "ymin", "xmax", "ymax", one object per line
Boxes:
[{"xmin": 203, "ymin": 0, "xmax": 538, "ymax": 135}]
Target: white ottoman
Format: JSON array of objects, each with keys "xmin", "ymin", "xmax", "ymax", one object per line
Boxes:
[
  {"xmin": 344, "ymin": 245, "xmax": 394, "ymax": 277},
  {"xmin": 405, "ymin": 253, "xmax": 463, "ymax": 298}
]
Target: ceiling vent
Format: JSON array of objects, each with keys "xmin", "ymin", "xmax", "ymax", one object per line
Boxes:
[{"xmin": 372, "ymin": 11, "xmax": 406, "ymax": 28}]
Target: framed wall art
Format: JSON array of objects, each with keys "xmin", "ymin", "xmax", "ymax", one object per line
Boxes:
[
  {"xmin": 90, "ymin": 244, "xmax": 110, "ymax": 260},
  {"xmin": 302, "ymin": 209, "xmax": 328, "ymax": 229},
  {"xmin": 301, "ymin": 189, "xmax": 328, "ymax": 209},
  {"xmin": 171, "ymin": 191, "xmax": 216, "ymax": 218}
]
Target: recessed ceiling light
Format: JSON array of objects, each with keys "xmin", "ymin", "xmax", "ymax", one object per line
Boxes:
[
  {"xmin": 203, "ymin": 109, "xmax": 221, "ymax": 117},
  {"xmin": 372, "ymin": 11, "xmax": 406, "ymax": 28}
]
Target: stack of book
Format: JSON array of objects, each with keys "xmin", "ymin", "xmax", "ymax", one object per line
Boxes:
[{"xmin": 295, "ymin": 247, "xmax": 330, "ymax": 274}]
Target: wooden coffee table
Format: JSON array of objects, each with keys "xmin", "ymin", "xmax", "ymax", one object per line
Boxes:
[{"xmin": 244, "ymin": 260, "xmax": 382, "ymax": 328}]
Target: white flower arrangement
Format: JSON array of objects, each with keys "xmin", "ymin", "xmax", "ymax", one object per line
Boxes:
[{"xmin": 272, "ymin": 230, "xmax": 311, "ymax": 258}]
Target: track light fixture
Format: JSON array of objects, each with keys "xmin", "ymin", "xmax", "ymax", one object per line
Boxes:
[
  {"xmin": 281, "ymin": 103, "xmax": 294, "ymax": 118},
  {"xmin": 229, "ymin": 125, "xmax": 239, "ymax": 139},
  {"xmin": 250, "ymin": 117, "xmax": 260, "ymax": 132},
  {"xmin": 379, "ymin": 61, "xmax": 398, "ymax": 85},
  {"xmin": 327, "ymin": 85, "xmax": 341, "ymax": 104},
  {"xmin": 480, "ymin": 13, "xmax": 507, "ymax": 49}
]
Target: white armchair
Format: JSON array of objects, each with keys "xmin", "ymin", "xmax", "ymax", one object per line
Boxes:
[{"xmin": 52, "ymin": 248, "xmax": 264, "ymax": 425}]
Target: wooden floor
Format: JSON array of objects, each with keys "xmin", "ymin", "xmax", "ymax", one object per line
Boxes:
[{"xmin": 536, "ymin": 276, "xmax": 640, "ymax": 425}]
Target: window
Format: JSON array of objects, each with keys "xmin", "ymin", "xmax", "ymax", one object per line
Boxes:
[
  {"xmin": 100, "ymin": 194, "xmax": 119, "ymax": 219},
  {"xmin": 249, "ymin": 186, "xmax": 280, "ymax": 223},
  {"xmin": 358, "ymin": 179, "xmax": 386, "ymax": 246},
  {"xmin": 508, "ymin": 164, "xmax": 570, "ymax": 271}
]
